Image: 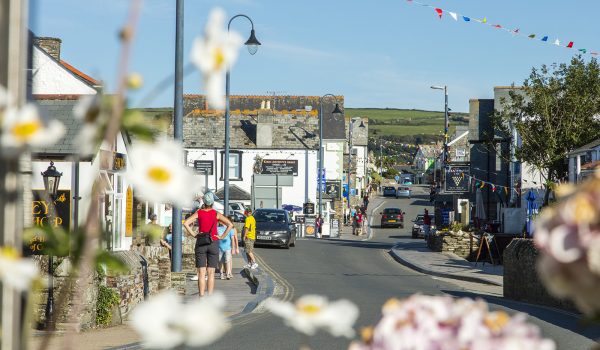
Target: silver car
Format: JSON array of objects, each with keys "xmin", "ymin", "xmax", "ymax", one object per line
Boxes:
[{"xmin": 396, "ymin": 186, "xmax": 411, "ymax": 199}]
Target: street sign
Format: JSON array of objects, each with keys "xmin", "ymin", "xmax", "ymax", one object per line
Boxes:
[
  {"xmin": 444, "ymin": 165, "xmax": 470, "ymax": 193},
  {"xmin": 330, "ymin": 219, "xmax": 340, "ymax": 237},
  {"xmin": 194, "ymin": 160, "xmax": 213, "ymax": 175},
  {"xmin": 394, "ymin": 175, "xmax": 400, "ymax": 182},
  {"xmin": 317, "ymin": 168, "xmax": 326, "ymax": 192},
  {"xmin": 303, "ymin": 202, "xmax": 315, "ymax": 215}
]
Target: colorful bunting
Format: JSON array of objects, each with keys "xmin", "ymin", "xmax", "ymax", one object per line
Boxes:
[{"xmin": 405, "ymin": 1, "xmax": 597, "ymax": 56}]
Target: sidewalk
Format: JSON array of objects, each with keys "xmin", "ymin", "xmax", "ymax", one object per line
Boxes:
[
  {"xmin": 28, "ymin": 254, "xmax": 268, "ymax": 350},
  {"xmin": 390, "ymin": 237, "xmax": 504, "ymax": 286}
]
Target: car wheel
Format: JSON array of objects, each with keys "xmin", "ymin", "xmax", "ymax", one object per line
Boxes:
[
  {"xmin": 412, "ymin": 231, "xmax": 418, "ymax": 238},
  {"xmin": 283, "ymin": 242, "xmax": 290, "ymax": 249}
]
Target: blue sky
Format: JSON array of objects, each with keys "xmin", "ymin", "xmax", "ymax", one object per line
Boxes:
[{"xmin": 35, "ymin": 0, "xmax": 600, "ymax": 112}]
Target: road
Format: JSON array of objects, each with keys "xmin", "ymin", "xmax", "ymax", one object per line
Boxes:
[{"xmin": 211, "ymin": 185, "xmax": 600, "ymax": 350}]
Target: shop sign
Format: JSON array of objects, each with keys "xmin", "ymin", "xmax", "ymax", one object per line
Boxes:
[
  {"xmin": 303, "ymin": 202, "xmax": 315, "ymax": 215},
  {"xmin": 125, "ymin": 187, "xmax": 133, "ymax": 237},
  {"xmin": 326, "ymin": 180, "xmax": 342, "ymax": 199},
  {"xmin": 445, "ymin": 165, "xmax": 470, "ymax": 193},
  {"xmin": 261, "ymin": 159, "xmax": 298, "ymax": 176},
  {"xmin": 27, "ymin": 190, "xmax": 71, "ymax": 256},
  {"xmin": 304, "ymin": 216, "xmax": 316, "ymax": 236},
  {"xmin": 194, "ymin": 160, "xmax": 214, "ymax": 175},
  {"xmin": 114, "ymin": 152, "xmax": 127, "ymax": 170}
]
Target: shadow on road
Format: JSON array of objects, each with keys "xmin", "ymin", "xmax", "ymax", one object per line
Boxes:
[
  {"xmin": 322, "ymin": 239, "xmax": 394, "ymax": 250},
  {"xmin": 442, "ymin": 290, "xmax": 600, "ymax": 341},
  {"xmin": 410, "ymin": 199, "xmax": 433, "ymax": 206}
]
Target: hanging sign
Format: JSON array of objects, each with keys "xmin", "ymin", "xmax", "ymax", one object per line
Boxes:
[
  {"xmin": 27, "ymin": 190, "xmax": 71, "ymax": 256},
  {"xmin": 445, "ymin": 165, "xmax": 470, "ymax": 193}
]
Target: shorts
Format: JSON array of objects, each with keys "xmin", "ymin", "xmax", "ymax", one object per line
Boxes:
[
  {"xmin": 219, "ymin": 249, "xmax": 232, "ymax": 264},
  {"xmin": 244, "ymin": 238, "xmax": 255, "ymax": 254},
  {"xmin": 195, "ymin": 240, "xmax": 219, "ymax": 268}
]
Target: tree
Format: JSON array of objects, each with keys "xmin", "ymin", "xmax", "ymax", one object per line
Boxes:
[{"xmin": 495, "ymin": 56, "xmax": 600, "ymax": 204}]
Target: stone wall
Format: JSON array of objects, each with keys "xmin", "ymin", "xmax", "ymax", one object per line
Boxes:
[
  {"xmin": 32, "ymin": 257, "xmax": 98, "ymax": 330},
  {"xmin": 104, "ymin": 251, "xmax": 144, "ymax": 319},
  {"xmin": 503, "ymin": 238, "xmax": 576, "ymax": 311},
  {"xmin": 427, "ymin": 231, "xmax": 479, "ymax": 259}
]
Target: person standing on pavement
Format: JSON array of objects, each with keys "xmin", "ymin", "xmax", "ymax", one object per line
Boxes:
[
  {"xmin": 242, "ymin": 209, "xmax": 258, "ymax": 269},
  {"xmin": 183, "ymin": 192, "xmax": 233, "ymax": 297},
  {"xmin": 423, "ymin": 208, "xmax": 432, "ymax": 239},
  {"xmin": 354, "ymin": 208, "xmax": 363, "ymax": 235},
  {"xmin": 316, "ymin": 215, "xmax": 323, "ymax": 238},
  {"xmin": 363, "ymin": 194, "xmax": 369, "ymax": 209},
  {"xmin": 218, "ymin": 221, "xmax": 238, "ymax": 280}
]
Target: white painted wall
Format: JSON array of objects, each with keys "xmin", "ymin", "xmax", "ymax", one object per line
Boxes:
[
  {"xmin": 32, "ymin": 46, "xmax": 96, "ymax": 95},
  {"xmin": 186, "ymin": 148, "xmax": 318, "ymax": 209},
  {"xmin": 324, "ymin": 141, "xmax": 344, "ymax": 181}
]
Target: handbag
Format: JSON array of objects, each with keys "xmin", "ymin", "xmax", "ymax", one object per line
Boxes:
[{"xmin": 196, "ymin": 212, "xmax": 217, "ymax": 246}]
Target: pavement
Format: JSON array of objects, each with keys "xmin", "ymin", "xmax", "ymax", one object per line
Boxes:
[{"xmin": 28, "ymin": 252, "xmax": 274, "ymax": 350}]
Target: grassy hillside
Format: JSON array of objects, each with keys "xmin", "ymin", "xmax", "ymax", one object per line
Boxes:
[{"xmin": 346, "ymin": 108, "xmax": 468, "ymax": 138}]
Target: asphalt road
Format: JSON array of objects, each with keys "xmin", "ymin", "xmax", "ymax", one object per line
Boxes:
[{"xmin": 210, "ymin": 185, "xmax": 600, "ymax": 350}]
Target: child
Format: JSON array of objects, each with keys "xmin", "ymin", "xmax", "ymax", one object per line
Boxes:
[{"xmin": 218, "ymin": 220, "xmax": 239, "ymax": 280}]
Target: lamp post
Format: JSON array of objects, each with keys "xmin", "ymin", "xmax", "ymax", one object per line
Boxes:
[
  {"xmin": 224, "ymin": 14, "xmax": 261, "ymax": 215},
  {"xmin": 41, "ymin": 161, "xmax": 62, "ymax": 331},
  {"xmin": 431, "ymin": 85, "xmax": 448, "ymax": 189},
  {"xmin": 347, "ymin": 118, "xmax": 365, "ymax": 212},
  {"xmin": 318, "ymin": 95, "xmax": 342, "ymax": 220}
]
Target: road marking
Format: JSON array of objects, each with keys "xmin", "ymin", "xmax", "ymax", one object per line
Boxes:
[{"xmin": 366, "ymin": 199, "xmax": 387, "ymax": 240}]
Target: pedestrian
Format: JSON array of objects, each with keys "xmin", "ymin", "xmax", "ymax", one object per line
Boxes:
[
  {"xmin": 242, "ymin": 209, "xmax": 258, "ymax": 269},
  {"xmin": 354, "ymin": 208, "xmax": 363, "ymax": 235},
  {"xmin": 316, "ymin": 215, "xmax": 323, "ymax": 238},
  {"xmin": 183, "ymin": 192, "xmax": 233, "ymax": 297},
  {"xmin": 218, "ymin": 220, "xmax": 239, "ymax": 280},
  {"xmin": 423, "ymin": 208, "xmax": 432, "ymax": 239},
  {"xmin": 363, "ymin": 193, "xmax": 369, "ymax": 209},
  {"xmin": 159, "ymin": 224, "xmax": 173, "ymax": 253}
]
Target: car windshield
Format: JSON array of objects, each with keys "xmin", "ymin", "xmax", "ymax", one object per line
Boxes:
[
  {"xmin": 384, "ymin": 187, "xmax": 395, "ymax": 190},
  {"xmin": 384, "ymin": 208, "xmax": 401, "ymax": 214},
  {"xmin": 254, "ymin": 210, "xmax": 287, "ymax": 223}
]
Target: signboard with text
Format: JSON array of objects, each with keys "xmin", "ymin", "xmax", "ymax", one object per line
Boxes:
[
  {"xmin": 194, "ymin": 160, "xmax": 214, "ymax": 175},
  {"xmin": 304, "ymin": 216, "xmax": 316, "ymax": 236},
  {"xmin": 125, "ymin": 187, "xmax": 133, "ymax": 237},
  {"xmin": 303, "ymin": 202, "xmax": 315, "ymax": 215},
  {"xmin": 261, "ymin": 159, "xmax": 298, "ymax": 176},
  {"xmin": 444, "ymin": 165, "xmax": 470, "ymax": 193},
  {"xmin": 27, "ymin": 190, "xmax": 71, "ymax": 255},
  {"xmin": 326, "ymin": 180, "xmax": 342, "ymax": 199}
]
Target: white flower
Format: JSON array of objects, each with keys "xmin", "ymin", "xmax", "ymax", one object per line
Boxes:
[
  {"xmin": 265, "ymin": 294, "xmax": 359, "ymax": 338},
  {"xmin": 0, "ymin": 84, "xmax": 8, "ymax": 108},
  {"xmin": 131, "ymin": 291, "xmax": 230, "ymax": 349},
  {"xmin": 1, "ymin": 103, "xmax": 65, "ymax": 150},
  {"xmin": 190, "ymin": 8, "xmax": 243, "ymax": 109},
  {"xmin": 0, "ymin": 247, "xmax": 39, "ymax": 291},
  {"xmin": 126, "ymin": 138, "xmax": 201, "ymax": 207},
  {"xmin": 73, "ymin": 95, "xmax": 103, "ymax": 156},
  {"xmin": 547, "ymin": 225, "xmax": 582, "ymax": 263}
]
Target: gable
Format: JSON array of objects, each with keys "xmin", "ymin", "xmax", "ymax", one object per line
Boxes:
[{"xmin": 31, "ymin": 46, "xmax": 97, "ymax": 95}]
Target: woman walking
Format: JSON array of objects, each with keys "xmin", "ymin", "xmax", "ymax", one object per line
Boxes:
[{"xmin": 183, "ymin": 192, "xmax": 233, "ymax": 296}]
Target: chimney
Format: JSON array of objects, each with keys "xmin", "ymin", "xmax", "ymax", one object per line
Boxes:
[{"xmin": 34, "ymin": 37, "xmax": 62, "ymax": 61}]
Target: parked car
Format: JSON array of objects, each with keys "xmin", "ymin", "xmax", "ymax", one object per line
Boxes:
[
  {"xmin": 380, "ymin": 208, "xmax": 404, "ymax": 228},
  {"xmin": 383, "ymin": 186, "xmax": 397, "ymax": 197},
  {"xmin": 229, "ymin": 202, "xmax": 247, "ymax": 216},
  {"xmin": 402, "ymin": 179, "xmax": 413, "ymax": 186},
  {"xmin": 411, "ymin": 214, "xmax": 435, "ymax": 238},
  {"xmin": 396, "ymin": 186, "xmax": 411, "ymax": 199},
  {"xmin": 253, "ymin": 209, "xmax": 297, "ymax": 249},
  {"xmin": 228, "ymin": 211, "xmax": 245, "ymax": 223}
]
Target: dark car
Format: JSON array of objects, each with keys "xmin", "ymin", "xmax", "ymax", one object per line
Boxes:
[
  {"xmin": 411, "ymin": 214, "xmax": 435, "ymax": 238},
  {"xmin": 253, "ymin": 209, "xmax": 297, "ymax": 249},
  {"xmin": 383, "ymin": 186, "xmax": 397, "ymax": 197},
  {"xmin": 380, "ymin": 208, "xmax": 404, "ymax": 228}
]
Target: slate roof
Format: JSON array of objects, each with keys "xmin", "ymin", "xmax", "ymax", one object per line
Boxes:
[
  {"xmin": 569, "ymin": 139, "xmax": 600, "ymax": 156},
  {"xmin": 32, "ymin": 97, "xmax": 86, "ymax": 157},
  {"xmin": 214, "ymin": 184, "xmax": 251, "ymax": 201}
]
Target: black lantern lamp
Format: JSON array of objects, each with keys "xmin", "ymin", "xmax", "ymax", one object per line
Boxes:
[
  {"xmin": 245, "ymin": 28, "xmax": 261, "ymax": 55},
  {"xmin": 41, "ymin": 161, "xmax": 63, "ymax": 200}
]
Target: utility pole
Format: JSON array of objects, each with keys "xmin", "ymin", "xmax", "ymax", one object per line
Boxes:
[
  {"xmin": 1, "ymin": 0, "xmax": 29, "ymax": 348},
  {"xmin": 379, "ymin": 138, "xmax": 383, "ymax": 178}
]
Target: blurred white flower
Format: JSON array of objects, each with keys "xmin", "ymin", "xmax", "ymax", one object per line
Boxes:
[
  {"xmin": 265, "ymin": 294, "xmax": 359, "ymax": 338},
  {"xmin": 1, "ymin": 104, "xmax": 65, "ymax": 150},
  {"xmin": 350, "ymin": 295, "xmax": 554, "ymax": 350},
  {"xmin": 73, "ymin": 94, "xmax": 103, "ymax": 156},
  {"xmin": 0, "ymin": 246, "xmax": 39, "ymax": 292},
  {"xmin": 126, "ymin": 139, "xmax": 201, "ymax": 207},
  {"xmin": 190, "ymin": 8, "xmax": 243, "ymax": 109},
  {"xmin": 0, "ymin": 84, "xmax": 8, "ymax": 108},
  {"xmin": 131, "ymin": 291, "xmax": 230, "ymax": 349}
]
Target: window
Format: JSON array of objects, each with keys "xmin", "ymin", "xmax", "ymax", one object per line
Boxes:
[{"xmin": 220, "ymin": 151, "xmax": 243, "ymax": 181}]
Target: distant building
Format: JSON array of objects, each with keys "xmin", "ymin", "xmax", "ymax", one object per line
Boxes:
[
  {"xmin": 412, "ymin": 144, "xmax": 440, "ymax": 184},
  {"xmin": 568, "ymin": 139, "xmax": 600, "ymax": 183}
]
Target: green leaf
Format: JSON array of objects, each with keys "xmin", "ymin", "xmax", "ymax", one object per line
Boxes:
[{"xmin": 95, "ymin": 250, "xmax": 129, "ymax": 275}]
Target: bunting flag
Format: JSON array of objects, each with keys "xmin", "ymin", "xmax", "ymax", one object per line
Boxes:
[
  {"xmin": 405, "ymin": 1, "xmax": 594, "ymax": 56},
  {"xmin": 479, "ymin": 181, "xmax": 485, "ymax": 189}
]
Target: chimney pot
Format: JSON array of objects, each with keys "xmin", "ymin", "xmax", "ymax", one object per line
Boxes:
[{"xmin": 34, "ymin": 37, "xmax": 62, "ymax": 61}]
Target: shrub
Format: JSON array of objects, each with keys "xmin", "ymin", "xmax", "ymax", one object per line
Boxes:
[{"xmin": 96, "ymin": 285, "xmax": 120, "ymax": 326}]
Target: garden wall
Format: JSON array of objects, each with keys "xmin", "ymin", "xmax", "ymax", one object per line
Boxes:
[{"xmin": 427, "ymin": 231, "xmax": 479, "ymax": 259}]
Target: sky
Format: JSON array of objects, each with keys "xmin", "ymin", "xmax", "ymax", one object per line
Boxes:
[{"xmin": 34, "ymin": 0, "xmax": 600, "ymax": 112}]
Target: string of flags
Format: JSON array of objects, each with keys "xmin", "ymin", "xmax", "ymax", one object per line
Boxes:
[{"xmin": 405, "ymin": 0, "xmax": 597, "ymax": 56}]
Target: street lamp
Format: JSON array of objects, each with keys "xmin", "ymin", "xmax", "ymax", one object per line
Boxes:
[
  {"xmin": 318, "ymin": 95, "xmax": 342, "ymax": 221},
  {"xmin": 347, "ymin": 117, "xmax": 365, "ymax": 213},
  {"xmin": 224, "ymin": 14, "xmax": 260, "ymax": 215},
  {"xmin": 431, "ymin": 85, "xmax": 448, "ymax": 187},
  {"xmin": 41, "ymin": 161, "xmax": 62, "ymax": 331}
]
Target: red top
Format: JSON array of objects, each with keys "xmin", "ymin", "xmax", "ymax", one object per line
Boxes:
[
  {"xmin": 197, "ymin": 209, "xmax": 219, "ymax": 240},
  {"xmin": 355, "ymin": 213, "xmax": 363, "ymax": 223},
  {"xmin": 423, "ymin": 213, "xmax": 432, "ymax": 225}
]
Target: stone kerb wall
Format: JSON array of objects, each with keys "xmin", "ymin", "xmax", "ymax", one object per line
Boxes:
[
  {"xmin": 503, "ymin": 238, "xmax": 576, "ymax": 311},
  {"xmin": 427, "ymin": 231, "xmax": 479, "ymax": 259},
  {"xmin": 105, "ymin": 251, "xmax": 145, "ymax": 319}
]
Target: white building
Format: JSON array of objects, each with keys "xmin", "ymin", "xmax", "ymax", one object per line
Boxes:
[{"xmin": 31, "ymin": 36, "xmax": 133, "ymax": 251}]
